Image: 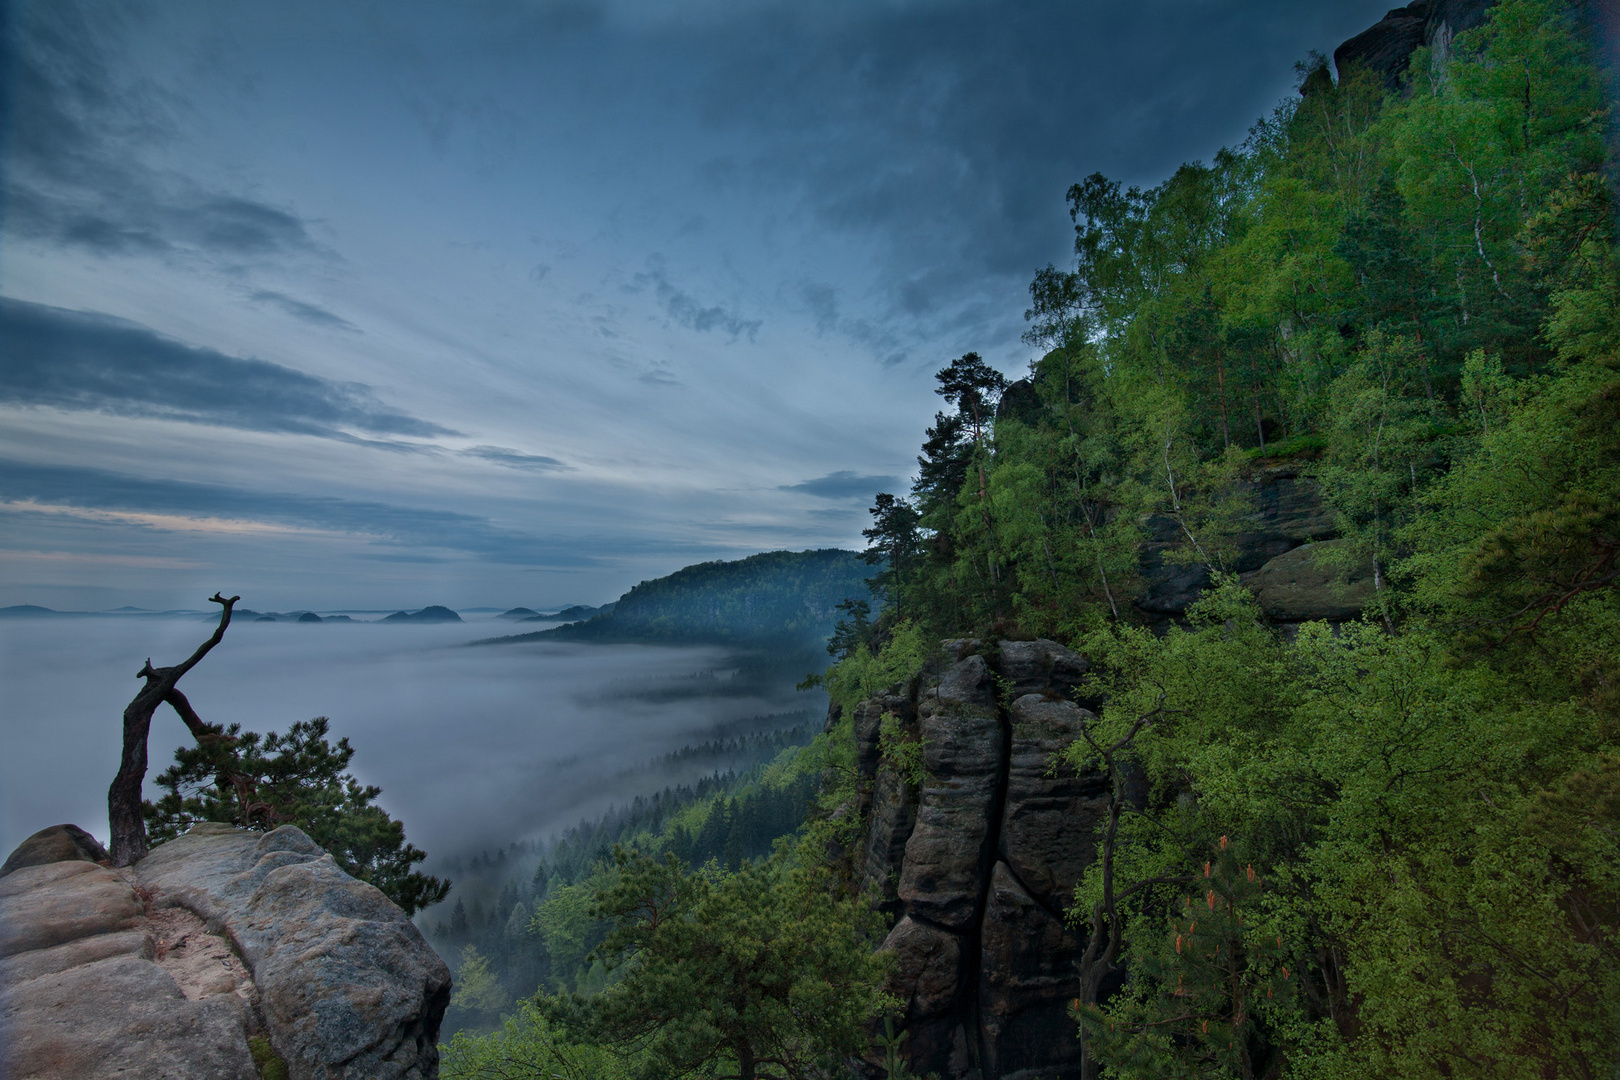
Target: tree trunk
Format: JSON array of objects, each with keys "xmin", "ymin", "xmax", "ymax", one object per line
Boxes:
[{"xmin": 107, "ymin": 593, "xmax": 238, "ymax": 866}]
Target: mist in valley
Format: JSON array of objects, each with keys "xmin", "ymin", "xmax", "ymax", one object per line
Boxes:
[{"xmin": 0, "ymin": 614, "xmax": 825, "ymax": 865}]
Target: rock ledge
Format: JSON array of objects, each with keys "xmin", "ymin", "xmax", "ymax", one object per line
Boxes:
[{"xmin": 0, "ymin": 822, "xmax": 451, "ymax": 1080}]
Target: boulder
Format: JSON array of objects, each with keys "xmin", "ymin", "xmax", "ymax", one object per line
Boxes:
[
  {"xmin": 0, "ymin": 853, "xmax": 259, "ymax": 1080},
  {"xmin": 1139, "ymin": 468, "xmax": 1339, "ymax": 617},
  {"xmin": 1, "ymin": 954, "xmax": 260, "ymax": 1080},
  {"xmin": 136, "ymin": 823, "xmax": 452, "ymax": 1080},
  {"xmin": 978, "ymin": 863, "xmax": 1086, "ymax": 1080},
  {"xmin": 0, "ymin": 861, "xmax": 141, "ymax": 958},
  {"xmin": 1246, "ymin": 539, "xmax": 1376, "ymax": 622},
  {"xmin": 0, "ymin": 823, "xmax": 109, "ymax": 878},
  {"xmin": 880, "ymin": 915, "xmax": 966, "ymax": 1021},
  {"xmin": 1135, "ymin": 514, "xmax": 1212, "ymax": 616},
  {"xmin": 898, "ymin": 656, "xmax": 1004, "ymax": 930},
  {"xmin": 1001, "ymin": 696, "xmax": 1109, "ymax": 913},
  {"xmin": 1334, "ymin": 2, "xmax": 1432, "ymax": 88},
  {"xmin": 0, "ymin": 822, "xmax": 451, "ymax": 1080}
]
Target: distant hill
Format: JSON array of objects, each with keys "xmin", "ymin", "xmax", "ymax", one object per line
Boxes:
[
  {"xmin": 382, "ymin": 606, "xmax": 463, "ymax": 624},
  {"xmin": 0, "ymin": 605, "xmax": 65, "ymax": 618},
  {"xmin": 481, "ymin": 549, "xmax": 869, "ymax": 647},
  {"xmin": 498, "ymin": 607, "xmax": 540, "ymax": 620}
]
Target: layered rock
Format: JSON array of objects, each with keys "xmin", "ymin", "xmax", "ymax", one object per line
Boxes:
[
  {"xmin": 1334, "ymin": 0, "xmax": 1497, "ymax": 89},
  {"xmin": 1001, "ymin": 696, "xmax": 1108, "ymax": 914},
  {"xmin": 0, "ymin": 822, "xmax": 451, "ymax": 1080},
  {"xmin": 898, "ymin": 653, "xmax": 1004, "ymax": 931},
  {"xmin": 854, "ymin": 641, "xmax": 1100, "ymax": 1079}
]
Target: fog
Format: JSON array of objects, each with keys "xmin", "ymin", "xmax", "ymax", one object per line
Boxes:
[{"xmin": 0, "ymin": 615, "xmax": 823, "ymax": 862}]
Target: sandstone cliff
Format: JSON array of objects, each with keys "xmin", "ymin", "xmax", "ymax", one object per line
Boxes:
[
  {"xmin": 1333, "ymin": 0, "xmax": 1497, "ymax": 88},
  {"xmin": 838, "ymin": 638, "xmax": 1106, "ymax": 1080},
  {"xmin": 0, "ymin": 823, "xmax": 451, "ymax": 1080}
]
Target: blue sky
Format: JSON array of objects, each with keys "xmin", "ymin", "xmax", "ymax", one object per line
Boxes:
[{"xmin": 1, "ymin": 0, "xmax": 1394, "ymax": 611}]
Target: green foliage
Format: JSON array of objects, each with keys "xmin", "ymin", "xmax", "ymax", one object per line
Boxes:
[
  {"xmin": 441, "ymin": 1001, "xmax": 640, "ymax": 1080},
  {"xmin": 537, "ymin": 847, "xmax": 892, "ymax": 1080},
  {"xmin": 452, "ymin": 945, "xmax": 512, "ymax": 1021},
  {"xmin": 143, "ymin": 716, "xmax": 448, "ymax": 915},
  {"xmin": 529, "ymin": 884, "xmax": 599, "ymax": 990},
  {"xmin": 876, "ymin": 713, "xmax": 926, "ymax": 789},
  {"xmin": 820, "ymin": 620, "xmax": 931, "ymax": 720}
]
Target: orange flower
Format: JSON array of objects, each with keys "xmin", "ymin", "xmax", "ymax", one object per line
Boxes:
[{"xmin": 1219, "ymin": 835, "xmax": 1229, "ymax": 850}]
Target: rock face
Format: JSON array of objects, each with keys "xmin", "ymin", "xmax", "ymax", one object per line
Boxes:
[
  {"xmin": 898, "ymin": 655, "xmax": 1004, "ymax": 931},
  {"xmin": 1132, "ymin": 462, "xmax": 1383, "ymax": 625},
  {"xmin": 0, "ymin": 822, "xmax": 451, "ymax": 1080},
  {"xmin": 1334, "ymin": 0, "xmax": 1497, "ymax": 89},
  {"xmin": 1245, "ymin": 539, "xmax": 1376, "ymax": 622},
  {"xmin": 851, "ymin": 641, "xmax": 1100, "ymax": 1080}
]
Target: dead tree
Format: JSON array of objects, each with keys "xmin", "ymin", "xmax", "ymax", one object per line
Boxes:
[{"xmin": 107, "ymin": 592, "xmax": 239, "ymax": 866}]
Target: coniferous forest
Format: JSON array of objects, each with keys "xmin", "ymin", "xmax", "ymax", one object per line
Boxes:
[{"xmin": 443, "ymin": 2, "xmax": 1618, "ymax": 1077}]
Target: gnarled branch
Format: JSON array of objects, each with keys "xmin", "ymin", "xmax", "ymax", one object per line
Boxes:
[{"xmin": 107, "ymin": 593, "xmax": 239, "ymax": 866}]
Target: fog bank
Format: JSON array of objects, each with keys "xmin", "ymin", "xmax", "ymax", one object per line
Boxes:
[{"xmin": 0, "ymin": 615, "xmax": 822, "ymax": 860}]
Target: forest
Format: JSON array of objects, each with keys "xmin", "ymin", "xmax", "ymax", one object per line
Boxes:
[{"xmin": 443, "ymin": 2, "xmax": 1618, "ymax": 1077}]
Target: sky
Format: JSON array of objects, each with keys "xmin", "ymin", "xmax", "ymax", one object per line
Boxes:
[{"xmin": 0, "ymin": 0, "xmax": 1397, "ymax": 612}]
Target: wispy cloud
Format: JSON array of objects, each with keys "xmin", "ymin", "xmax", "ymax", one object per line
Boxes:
[
  {"xmin": 249, "ymin": 291, "xmax": 360, "ymax": 333},
  {"xmin": 0, "ymin": 298, "xmax": 452, "ymax": 439},
  {"xmin": 779, "ymin": 471, "xmax": 898, "ymax": 500},
  {"xmin": 0, "ymin": 461, "xmax": 576, "ymax": 565},
  {"xmin": 4, "ymin": 5, "xmax": 323, "ymax": 265},
  {"xmin": 630, "ymin": 257, "xmax": 761, "ymax": 342},
  {"xmin": 462, "ymin": 445, "xmax": 569, "ymax": 471}
]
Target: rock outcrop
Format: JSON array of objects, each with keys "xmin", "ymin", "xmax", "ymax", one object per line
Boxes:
[
  {"xmin": 1333, "ymin": 0, "xmax": 1497, "ymax": 89},
  {"xmin": 1137, "ymin": 461, "xmax": 1366, "ymax": 624},
  {"xmin": 1244, "ymin": 539, "xmax": 1376, "ymax": 623},
  {"xmin": 0, "ymin": 822, "xmax": 451, "ymax": 1080},
  {"xmin": 847, "ymin": 640, "xmax": 1102, "ymax": 1080}
]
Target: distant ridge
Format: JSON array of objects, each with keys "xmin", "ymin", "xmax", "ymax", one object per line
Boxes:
[
  {"xmin": 382, "ymin": 605, "xmax": 462, "ymax": 624},
  {"xmin": 476, "ymin": 549, "xmax": 869, "ymax": 647},
  {"xmin": 0, "ymin": 605, "xmax": 66, "ymax": 618}
]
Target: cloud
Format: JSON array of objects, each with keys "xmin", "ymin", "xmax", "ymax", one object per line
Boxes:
[
  {"xmin": 4, "ymin": 5, "xmax": 321, "ymax": 263},
  {"xmin": 682, "ymin": 0, "xmax": 1394, "ymax": 359},
  {"xmin": 248, "ymin": 291, "xmax": 360, "ymax": 332},
  {"xmin": 638, "ymin": 366, "xmax": 681, "ymax": 387},
  {"xmin": 0, "ymin": 298, "xmax": 452, "ymax": 439},
  {"xmin": 0, "ymin": 461, "xmax": 576, "ymax": 566},
  {"xmin": 779, "ymin": 471, "xmax": 898, "ymax": 500},
  {"xmin": 462, "ymin": 445, "xmax": 569, "ymax": 471},
  {"xmin": 629, "ymin": 258, "xmax": 761, "ymax": 342}
]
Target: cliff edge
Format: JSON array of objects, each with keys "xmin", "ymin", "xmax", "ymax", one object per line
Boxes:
[{"xmin": 0, "ymin": 822, "xmax": 451, "ymax": 1080}]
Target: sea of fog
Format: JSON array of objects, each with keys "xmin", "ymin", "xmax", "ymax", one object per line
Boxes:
[{"xmin": 0, "ymin": 614, "xmax": 823, "ymax": 864}]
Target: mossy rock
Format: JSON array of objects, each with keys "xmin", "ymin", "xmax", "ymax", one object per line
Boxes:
[
  {"xmin": 248, "ymin": 1036, "xmax": 288, "ymax": 1080},
  {"xmin": 1247, "ymin": 539, "xmax": 1376, "ymax": 622}
]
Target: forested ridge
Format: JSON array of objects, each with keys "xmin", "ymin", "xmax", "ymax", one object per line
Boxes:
[
  {"xmin": 442, "ymin": 2, "xmax": 1618, "ymax": 1077},
  {"xmin": 492, "ymin": 549, "xmax": 871, "ymax": 646}
]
